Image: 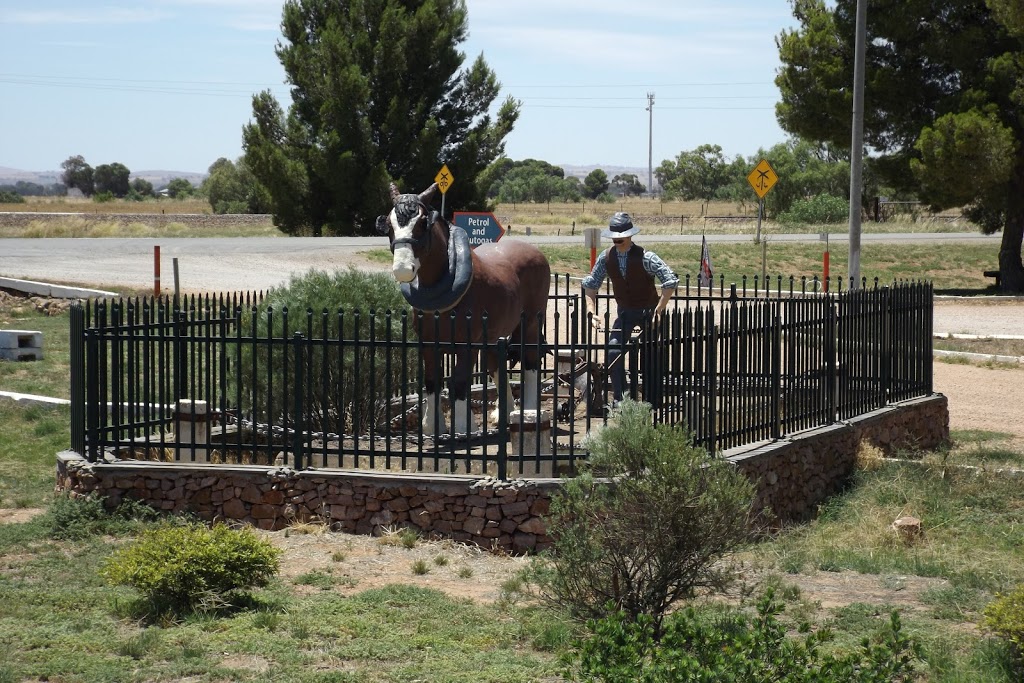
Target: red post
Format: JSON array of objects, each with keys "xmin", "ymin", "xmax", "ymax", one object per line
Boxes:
[
  {"xmin": 154, "ymin": 245, "xmax": 161, "ymax": 297},
  {"xmin": 590, "ymin": 246, "xmax": 597, "ymax": 270},
  {"xmin": 823, "ymin": 250, "xmax": 830, "ymax": 292}
]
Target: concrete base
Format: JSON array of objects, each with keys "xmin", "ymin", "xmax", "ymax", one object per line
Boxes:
[{"xmin": 0, "ymin": 329, "xmax": 43, "ymax": 361}]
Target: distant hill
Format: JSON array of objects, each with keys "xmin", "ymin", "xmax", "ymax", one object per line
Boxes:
[
  {"xmin": 0, "ymin": 166, "xmax": 205, "ymax": 188},
  {"xmin": 560, "ymin": 164, "xmax": 659, "ymax": 191}
]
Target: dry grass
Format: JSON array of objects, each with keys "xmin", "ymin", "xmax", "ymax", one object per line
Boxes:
[{"xmin": 0, "ymin": 196, "xmax": 212, "ymax": 214}]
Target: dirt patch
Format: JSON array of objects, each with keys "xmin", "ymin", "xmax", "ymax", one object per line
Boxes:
[
  {"xmin": 261, "ymin": 526, "xmax": 532, "ymax": 604},
  {"xmin": 0, "ymin": 508, "xmax": 46, "ymax": 525}
]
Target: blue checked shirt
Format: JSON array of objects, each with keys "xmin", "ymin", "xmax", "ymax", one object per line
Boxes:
[{"xmin": 582, "ymin": 247, "xmax": 679, "ymax": 293}]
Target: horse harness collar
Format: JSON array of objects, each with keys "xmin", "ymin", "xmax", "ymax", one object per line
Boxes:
[{"xmin": 400, "ymin": 223, "xmax": 475, "ymax": 313}]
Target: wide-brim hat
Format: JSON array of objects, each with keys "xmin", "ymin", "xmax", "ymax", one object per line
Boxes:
[{"xmin": 601, "ymin": 211, "xmax": 641, "ymax": 239}]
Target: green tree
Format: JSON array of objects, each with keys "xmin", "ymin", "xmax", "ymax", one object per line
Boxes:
[
  {"xmin": 656, "ymin": 144, "xmax": 734, "ymax": 206},
  {"xmin": 130, "ymin": 177, "xmax": 154, "ymax": 198},
  {"xmin": 242, "ymin": 0, "xmax": 519, "ymax": 236},
  {"xmin": 583, "ymin": 168, "xmax": 609, "ymax": 199},
  {"xmin": 611, "ymin": 173, "xmax": 645, "ymax": 196},
  {"xmin": 60, "ymin": 155, "xmax": 94, "ymax": 196},
  {"xmin": 535, "ymin": 400, "xmax": 757, "ymax": 635},
  {"xmin": 776, "ymin": 0, "xmax": 1024, "ymax": 290},
  {"xmin": 93, "ymin": 162, "xmax": 131, "ymax": 198},
  {"xmin": 202, "ymin": 157, "xmax": 270, "ymax": 214},
  {"xmin": 165, "ymin": 178, "xmax": 194, "ymax": 199}
]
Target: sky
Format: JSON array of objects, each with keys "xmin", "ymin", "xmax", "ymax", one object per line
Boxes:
[{"xmin": 0, "ymin": 0, "xmax": 798, "ymax": 176}]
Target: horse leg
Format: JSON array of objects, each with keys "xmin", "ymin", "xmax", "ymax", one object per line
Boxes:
[
  {"xmin": 450, "ymin": 350, "xmax": 479, "ymax": 435},
  {"xmin": 518, "ymin": 312, "xmax": 544, "ymax": 412},
  {"xmin": 421, "ymin": 350, "xmax": 446, "ymax": 436}
]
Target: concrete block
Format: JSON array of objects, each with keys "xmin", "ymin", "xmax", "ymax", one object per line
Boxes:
[{"xmin": 0, "ymin": 330, "xmax": 43, "ymax": 361}]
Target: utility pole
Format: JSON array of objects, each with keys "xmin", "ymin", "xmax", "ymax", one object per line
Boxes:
[
  {"xmin": 848, "ymin": 0, "xmax": 867, "ymax": 289},
  {"xmin": 646, "ymin": 92, "xmax": 655, "ymax": 196}
]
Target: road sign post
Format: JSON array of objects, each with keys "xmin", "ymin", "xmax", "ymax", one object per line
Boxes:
[
  {"xmin": 434, "ymin": 164, "xmax": 454, "ymax": 216},
  {"xmin": 747, "ymin": 159, "xmax": 778, "ymax": 244},
  {"xmin": 452, "ymin": 212, "xmax": 505, "ymax": 248}
]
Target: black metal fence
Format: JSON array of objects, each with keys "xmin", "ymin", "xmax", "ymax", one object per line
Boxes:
[{"xmin": 69, "ymin": 277, "xmax": 932, "ymax": 478}]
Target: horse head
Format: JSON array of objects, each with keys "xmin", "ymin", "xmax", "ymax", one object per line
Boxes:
[{"xmin": 375, "ymin": 183, "xmax": 440, "ymax": 283}]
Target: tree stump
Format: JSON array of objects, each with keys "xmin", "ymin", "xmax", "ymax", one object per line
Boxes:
[{"xmin": 891, "ymin": 515, "xmax": 923, "ymax": 544}]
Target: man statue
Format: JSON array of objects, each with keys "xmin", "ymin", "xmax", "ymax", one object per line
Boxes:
[{"xmin": 582, "ymin": 212, "xmax": 678, "ymax": 409}]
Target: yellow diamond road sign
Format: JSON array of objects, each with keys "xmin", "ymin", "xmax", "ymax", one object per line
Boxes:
[
  {"xmin": 434, "ymin": 164, "xmax": 454, "ymax": 194},
  {"xmin": 747, "ymin": 159, "xmax": 778, "ymax": 199}
]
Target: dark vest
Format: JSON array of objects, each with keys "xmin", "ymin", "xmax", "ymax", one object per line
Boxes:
[{"xmin": 606, "ymin": 245, "xmax": 659, "ymax": 310}]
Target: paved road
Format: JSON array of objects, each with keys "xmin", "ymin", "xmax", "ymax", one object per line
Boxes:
[{"xmin": 0, "ymin": 232, "xmax": 1003, "ymax": 294}]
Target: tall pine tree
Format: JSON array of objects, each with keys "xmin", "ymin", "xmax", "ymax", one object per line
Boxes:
[
  {"xmin": 776, "ymin": 0, "xmax": 1024, "ymax": 290},
  {"xmin": 243, "ymin": 0, "xmax": 519, "ymax": 236}
]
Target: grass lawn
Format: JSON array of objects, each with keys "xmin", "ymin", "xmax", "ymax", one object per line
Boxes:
[{"xmin": 1, "ymin": 285, "xmax": 1022, "ymax": 682}]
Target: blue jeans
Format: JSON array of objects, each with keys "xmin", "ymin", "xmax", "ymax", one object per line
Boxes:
[{"xmin": 606, "ymin": 308, "xmax": 653, "ymax": 403}]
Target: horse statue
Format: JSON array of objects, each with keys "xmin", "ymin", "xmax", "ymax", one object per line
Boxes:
[{"xmin": 376, "ymin": 182, "xmax": 551, "ymax": 436}]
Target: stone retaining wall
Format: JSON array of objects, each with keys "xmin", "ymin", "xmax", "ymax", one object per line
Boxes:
[{"xmin": 56, "ymin": 394, "xmax": 948, "ymax": 552}]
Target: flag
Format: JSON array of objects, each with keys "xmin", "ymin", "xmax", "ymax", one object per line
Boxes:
[{"xmin": 698, "ymin": 235, "xmax": 714, "ymax": 288}]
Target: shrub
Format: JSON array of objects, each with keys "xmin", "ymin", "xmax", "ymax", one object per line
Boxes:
[
  {"xmin": 566, "ymin": 590, "xmax": 920, "ymax": 682},
  {"xmin": 983, "ymin": 584, "xmax": 1024, "ymax": 660},
  {"xmin": 0, "ymin": 190, "xmax": 24, "ymax": 203},
  {"xmin": 48, "ymin": 494, "xmax": 161, "ymax": 540},
  {"xmin": 535, "ymin": 400, "xmax": 758, "ymax": 634},
  {"xmin": 237, "ymin": 268, "xmax": 417, "ymax": 434},
  {"xmin": 101, "ymin": 522, "xmax": 281, "ymax": 614},
  {"xmin": 777, "ymin": 194, "xmax": 849, "ymax": 225},
  {"xmin": 92, "ymin": 190, "xmax": 115, "ymax": 203}
]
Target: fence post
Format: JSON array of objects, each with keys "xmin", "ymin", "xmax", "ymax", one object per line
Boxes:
[
  {"xmin": 86, "ymin": 329, "xmax": 100, "ymax": 462},
  {"xmin": 826, "ymin": 294, "xmax": 837, "ymax": 422},
  {"xmin": 70, "ymin": 305, "xmax": 85, "ymax": 456},
  {"xmin": 497, "ymin": 338, "xmax": 508, "ymax": 481},
  {"xmin": 708, "ymin": 319, "xmax": 718, "ymax": 454},
  {"xmin": 292, "ymin": 332, "xmax": 305, "ymax": 470},
  {"xmin": 771, "ymin": 305, "xmax": 782, "ymax": 440}
]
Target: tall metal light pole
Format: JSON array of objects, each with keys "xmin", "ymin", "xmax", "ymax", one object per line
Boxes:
[
  {"xmin": 848, "ymin": 0, "xmax": 867, "ymax": 289},
  {"xmin": 646, "ymin": 92, "xmax": 655, "ymax": 195}
]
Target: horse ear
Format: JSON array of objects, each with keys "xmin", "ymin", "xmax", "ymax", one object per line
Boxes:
[
  {"xmin": 375, "ymin": 214, "xmax": 390, "ymax": 236},
  {"xmin": 419, "ymin": 183, "xmax": 438, "ymax": 204},
  {"xmin": 389, "ymin": 182, "xmax": 401, "ymax": 202}
]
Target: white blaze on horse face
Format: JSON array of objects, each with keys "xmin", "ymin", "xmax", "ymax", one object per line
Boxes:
[{"xmin": 390, "ymin": 211, "xmax": 420, "ymax": 283}]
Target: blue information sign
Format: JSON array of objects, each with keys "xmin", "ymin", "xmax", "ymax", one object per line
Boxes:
[{"xmin": 453, "ymin": 212, "xmax": 505, "ymax": 248}]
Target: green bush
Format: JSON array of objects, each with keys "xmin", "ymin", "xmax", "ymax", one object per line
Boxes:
[
  {"xmin": 984, "ymin": 584, "xmax": 1024, "ymax": 660},
  {"xmin": 535, "ymin": 400, "xmax": 758, "ymax": 634},
  {"xmin": 92, "ymin": 190, "xmax": 115, "ymax": 203},
  {"xmin": 48, "ymin": 494, "xmax": 161, "ymax": 540},
  {"xmin": 0, "ymin": 190, "xmax": 24, "ymax": 203},
  {"xmin": 566, "ymin": 590, "xmax": 919, "ymax": 682},
  {"xmin": 101, "ymin": 522, "xmax": 281, "ymax": 614},
  {"xmin": 237, "ymin": 267, "xmax": 417, "ymax": 434},
  {"xmin": 777, "ymin": 194, "xmax": 849, "ymax": 225}
]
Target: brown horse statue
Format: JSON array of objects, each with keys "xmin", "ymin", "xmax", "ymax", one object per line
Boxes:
[{"xmin": 376, "ymin": 182, "xmax": 550, "ymax": 435}]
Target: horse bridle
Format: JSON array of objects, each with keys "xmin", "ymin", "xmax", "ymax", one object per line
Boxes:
[{"xmin": 379, "ymin": 199, "xmax": 439, "ymax": 254}]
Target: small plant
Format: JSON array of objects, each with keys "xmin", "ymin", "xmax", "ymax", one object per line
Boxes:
[
  {"xmin": 458, "ymin": 566, "xmax": 474, "ymax": 579},
  {"xmin": 536, "ymin": 400, "xmax": 758, "ymax": 634},
  {"xmin": 294, "ymin": 570, "xmax": 336, "ymax": 590},
  {"xmin": 48, "ymin": 494, "xmax": 161, "ymax": 540},
  {"xmin": 566, "ymin": 590, "xmax": 920, "ymax": 682},
  {"xmin": 331, "ymin": 550, "xmax": 346, "ymax": 562},
  {"xmin": 101, "ymin": 522, "xmax": 281, "ymax": 615},
  {"xmin": 117, "ymin": 629, "xmax": 161, "ymax": 660},
  {"xmin": 411, "ymin": 559, "xmax": 430, "ymax": 575},
  {"xmin": 983, "ymin": 584, "xmax": 1024, "ymax": 661},
  {"xmin": 433, "ymin": 554, "xmax": 449, "ymax": 567}
]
